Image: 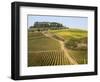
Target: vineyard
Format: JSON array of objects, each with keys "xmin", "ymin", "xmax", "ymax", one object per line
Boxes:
[
  {"xmin": 28, "ymin": 28, "xmax": 88, "ymax": 66},
  {"xmin": 28, "ymin": 32, "xmax": 69, "ymax": 66},
  {"xmin": 49, "ymin": 29, "xmax": 88, "ymax": 64},
  {"xmin": 28, "ymin": 50, "xmax": 71, "ymax": 66},
  {"xmin": 28, "ymin": 32, "xmax": 61, "ymax": 51},
  {"xmin": 67, "ymin": 49, "xmax": 87, "ymax": 64}
]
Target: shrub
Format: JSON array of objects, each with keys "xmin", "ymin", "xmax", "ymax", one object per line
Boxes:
[{"xmin": 64, "ymin": 37, "xmax": 87, "ymax": 50}]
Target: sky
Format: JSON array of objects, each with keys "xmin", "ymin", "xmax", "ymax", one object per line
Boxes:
[{"xmin": 28, "ymin": 15, "xmax": 88, "ymax": 30}]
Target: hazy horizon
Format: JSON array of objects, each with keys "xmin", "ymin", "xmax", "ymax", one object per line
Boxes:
[{"xmin": 28, "ymin": 15, "xmax": 88, "ymax": 30}]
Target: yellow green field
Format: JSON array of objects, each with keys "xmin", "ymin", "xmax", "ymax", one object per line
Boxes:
[
  {"xmin": 28, "ymin": 28, "xmax": 88, "ymax": 66},
  {"xmin": 49, "ymin": 29, "xmax": 87, "ymax": 39}
]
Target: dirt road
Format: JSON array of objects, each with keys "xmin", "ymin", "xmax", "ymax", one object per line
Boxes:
[{"xmin": 42, "ymin": 32, "xmax": 78, "ymax": 65}]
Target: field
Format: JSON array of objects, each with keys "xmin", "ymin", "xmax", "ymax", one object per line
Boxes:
[
  {"xmin": 49, "ymin": 29, "xmax": 87, "ymax": 40},
  {"xmin": 28, "ymin": 50, "xmax": 71, "ymax": 66},
  {"xmin": 28, "ymin": 32, "xmax": 61, "ymax": 51},
  {"xmin": 28, "ymin": 28, "xmax": 88, "ymax": 66},
  {"xmin": 67, "ymin": 49, "xmax": 87, "ymax": 64},
  {"xmin": 49, "ymin": 29, "xmax": 88, "ymax": 64}
]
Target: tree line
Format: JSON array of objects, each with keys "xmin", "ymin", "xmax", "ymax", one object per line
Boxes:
[{"xmin": 29, "ymin": 22, "xmax": 69, "ymax": 31}]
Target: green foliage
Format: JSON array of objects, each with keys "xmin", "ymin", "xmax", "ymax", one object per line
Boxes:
[
  {"xmin": 64, "ymin": 37, "xmax": 87, "ymax": 50},
  {"xmin": 64, "ymin": 38, "xmax": 77, "ymax": 49}
]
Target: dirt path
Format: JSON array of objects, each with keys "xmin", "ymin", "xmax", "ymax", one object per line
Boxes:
[{"xmin": 42, "ymin": 32, "xmax": 78, "ymax": 65}]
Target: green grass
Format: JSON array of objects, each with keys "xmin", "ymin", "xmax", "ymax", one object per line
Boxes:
[{"xmin": 49, "ymin": 29, "xmax": 87, "ymax": 40}]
